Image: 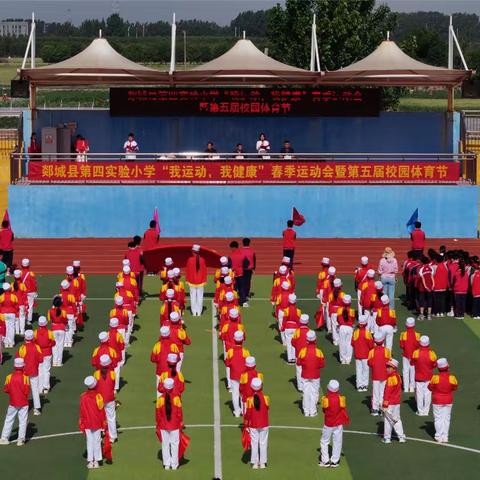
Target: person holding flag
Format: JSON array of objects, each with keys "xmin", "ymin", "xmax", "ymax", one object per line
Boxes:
[
  {"xmin": 282, "ymin": 208, "xmax": 305, "ymax": 266},
  {"xmin": 0, "ymin": 212, "xmax": 14, "ymax": 273}
]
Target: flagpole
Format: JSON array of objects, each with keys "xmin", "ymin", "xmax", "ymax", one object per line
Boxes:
[{"xmin": 169, "ymin": 13, "xmax": 176, "ymax": 75}]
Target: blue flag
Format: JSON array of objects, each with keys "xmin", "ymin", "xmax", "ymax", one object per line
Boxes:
[{"xmin": 406, "ymin": 208, "xmax": 418, "ymax": 234}]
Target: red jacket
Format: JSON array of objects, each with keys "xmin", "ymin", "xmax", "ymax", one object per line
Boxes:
[
  {"xmin": 160, "ymin": 301, "xmax": 181, "ymax": 326},
  {"xmin": 16, "ymin": 341, "xmax": 43, "ymax": 377},
  {"xmin": 108, "ymin": 327, "xmax": 125, "ymax": 357},
  {"xmin": 433, "ymin": 262, "xmax": 449, "ymax": 291},
  {"xmin": 383, "ymin": 372, "xmax": 402, "ymax": 407},
  {"xmin": 282, "ymin": 228, "xmax": 296, "ymax": 249},
  {"xmin": 185, "ymin": 254, "xmax": 207, "ymax": 286},
  {"xmin": 60, "ymin": 291, "xmax": 77, "ymax": 316},
  {"xmin": 240, "ymin": 246, "xmax": 256, "ymax": 271},
  {"xmin": 351, "ymin": 327, "xmax": 374, "ymax": 359},
  {"xmin": 239, "ymin": 368, "xmax": 263, "ymax": 402},
  {"xmin": 411, "ymin": 229, "xmax": 425, "ymax": 250},
  {"xmin": 157, "ymin": 370, "xmax": 185, "ymax": 396},
  {"xmin": 280, "ymin": 305, "xmax": 301, "ymax": 331},
  {"xmin": 91, "ymin": 344, "xmax": 119, "ymax": 369},
  {"xmin": 109, "ymin": 306, "xmax": 130, "ymax": 328},
  {"xmin": 296, "ymin": 344, "xmax": 325, "ymax": 379},
  {"xmin": 245, "ymin": 392, "xmax": 269, "ymax": 429},
  {"xmin": 399, "ymin": 328, "xmax": 421, "ymax": 359},
  {"xmin": 125, "ymin": 247, "xmax": 143, "ymax": 274},
  {"xmin": 94, "ymin": 369, "xmax": 116, "ymax": 403},
  {"xmin": 411, "ymin": 347, "xmax": 437, "ymax": 381},
  {"xmin": 4, "ymin": 370, "xmax": 30, "ymax": 407},
  {"xmin": 337, "ymin": 307, "xmax": 355, "ymax": 327},
  {"xmin": 322, "ymin": 392, "xmax": 349, "ymax": 427},
  {"xmin": 229, "ymin": 250, "xmax": 245, "ymax": 277},
  {"xmin": 156, "ymin": 394, "xmax": 183, "ymax": 430},
  {"xmin": 0, "ymin": 228, "xmax": 14, "ymax": 251},
  {"xmin": 360, "ymin": 279, "xmax": 377, "ymax": 309},
  {"xmin": 220, "ymin": 322, "xmax": 246, "ymax": 352},
  {"xmin": 354, "ymin": 265, "xmax": 371, "ymax": 289},
  {"xmin": 48, "ymin": 307, "xmax": 68, "ymax": 331},
  {"xmin": 0, "ymin": 292, "xmax": 19, "ymax": 315},
  {"xmin": 169, "ymin": 324, "xmax": 191, "ymax": 353},
  {"xmin": 417, "ymin": 265, "xmax": 435, "ymax": 292},
  {"xmin": 472, "ymin": 270, "xmax": 480, "ymax": 297},
  {"xmin": 428, "ymin": 370, "xmax": 458, "ymax": 405},
  {"xmin": 225, "ymin": 345, "xmax": 250, "ymax": 381},
  {"xmin": 452, "ymin": 269, "xmax": 469, "ymax": 294},
  {"xmin": 150, "ymin": 340, "xmax": 180, "ymax": 375},
  {"xmin": 375, "ymin": 306, "xmax": 396, "ymax": 327},
  {"xmin": 143, "ymin": 228, "xmax": 159, "ymax": 250},
  {"xmin": 367, "ymin": 346, "xmax": 391, "ymax": 381},
  {"xmin": 20, "ymin": 268, "xmax": 37, "ymax": 293},
  {"xmin": 34, "ymin": 327, "xmax": 56, "ymax": 356},
  {"xmin": 79, "ymin": 390, "xmax": 105, "ymax": 431},
  {"xmin": 292, "ymin": 326, "xmax": 309, "ymax": 357}
]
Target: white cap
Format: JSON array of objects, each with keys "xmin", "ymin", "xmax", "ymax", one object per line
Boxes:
[
  {"xmin": 66, "ymin": 266, "xmax": 74, "ymax": 275},
  {"xmin": 375, "ymin": 281, "xmax": 383, "ymax": 289},
  {"xmin": 327, "ymin": 379, "xmax": 340, "ymax": 392},
  {"xmin": 123, "ymin": 265, "xmax": 131, "ymax": 274},
  {"xmin": 61, "ymin": 280, "xmax": 70, "ymax": 290},
  {"xmin": 387, "ymin": 358, "xmax": 399, "ymax": 369},
  {"xmin": 279, "ymin": 265, "xmax": 287, "ymax": 275},
  {"xmin": 109, "ymin": 318, "xmax": 119, "ymax": 328},
  {"xmin": 225, "ymin": 291, "xmax": 234, "ymax": 302},
  {"xmin": 13, "ymin": 269, "xmax": 21, "ymax": 279},
  {"xmin": 367, "ymin": 269, "xmax": 375, "ymax": 278},
  {"xmin": 100, "ymin": 354, "xmax": 112, "ymax": 367},
  {"xmin": 167, "ymin": 353, "xmax": 178, "ymax": 364},
  {"xmin": 281, "ymin": 281, "xmax": 290, "ymax": 290},
  {"xmin": 192, "ymin": 244, "xmax": 201, "ymax": 252},
  {"xmin": 115, "ymin": 296, "xmax": 123, "ymax": 306},
  {"xmin": 306, "ymin": 330, "xmax": 316, "ymax": 342},
  {"xmin": 220, "ymin": 256, "xmax": 228, "ymax": 265},
  {"xmin": 381, "ymin": 295, "xmax": 390, "ymax": 305},
  {"xmin": 167, "ymin": 270, "xmax": 175, "ymax": 279},
  {"xmin": 169, "ymin": 311, "xmax": 180, "ymax": 322},
  {"xmin": 84, "ymin": 376, "xmax": 97, "ymax": 389},
  {"xmin": 343, "ymin": 294, "xmax": 352, "ymax": 304},
  {"xmin": 122, "ymin": 259, "xmax": 130, "ymax": 266},
  {"xmin": 21, "ymin": 258, "xmax": 30, "ymax": 267},
  {"xmin": 73, "ymin": 260, "xmax": 81, "ymax": 267},
  {"xmin": 166, "ymin": 288, "xmax": 175, "ymax": 298},
  {"xmin": 224, "ymin": 276, "xmax": 233, "ymax": 285},
  {"xmin": 2, "ymin": 282, "xmax": 10, "ymax": 291},
  {"xmin": 160, "ymin": 326, "xmax": 170, "ymax": 337},
  {"xmin": 328, "ymin": 266, "xmax": 336, "ymax": 275},
  {"xmin": 288, "ymin": 293, "xmax": 297, "ymax": 304},
  {"xmin": 38, "ymin": 316, "xmax": 47, "ymax": 326},
  {"xmin": 361, "ymin": 256, "xmax": 369, "ymax": 265},
  {"xmin": 406, "ymin": 317, "xmax": 415, "ymax": 327},
  {"xmin": 165, "ymin": 257, "xmax": 173, "ymax": 266},
  {"xmin": 220, "ymin": 266, "xmax": 229, "ymax": 275},
  {"xmin": 333, "ymin": 278, "xmax": 342, "ymax": 287},
  {"xmin": 282, "ymin": 256, "xmax": 291, "ymax": 264},
  {"xmin": 99, "ymin": 331, "xmax": 109, "ymax": 342},
  {"xmin": 245, "ymin": 356, "xmax": 256, "ymax": 367},
  {"xmin": 229, "ymin": 308, "xmax": 239, "ymax": 319},
  {"xmin": 173, "ymin": 268, "xmax": 180, "ymax": 276},
  {"xmin": 251, "ymin": 377, "xmax": 262, "ymax": 391},
  {"xmin": 163, "ymin": 378, "xmax": 175, "ymax": 390},
  {"xmin": 374, "ymin": 332, "xmax": 385, "ymax": 343},
  {"xmin": 358, "ymin": 315, "xmax": 368, "ymax": 325},
  {"xmin": 24, "ymin": 330, "xmax": 34, "ymax": 341},
  {"xmin": 233, "ymin": 330, "xmax": 244, "ymax": 342},
  {"xmin": 437, "ymin": 358, "xmax": 449, "ymax": 369},
  {"xmin": 299, "ymin": 314, "xmax": 309, "ymax": 325},
  {"xmin": 115, "ymin": 281, "xmax": 124, "ymax": 288},
  {"xmin": 420, "ymin": 335, "xmax": 430, "ymax": 347},
  {"xmin": 322, "ymin": 257, "xmax": 330, "ymax": 265},
  {"xmin": 14, "ymin": 358, "xmax": 24, "ymax": 368}
]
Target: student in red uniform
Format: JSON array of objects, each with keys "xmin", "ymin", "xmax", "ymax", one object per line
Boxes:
[
  {"xmin": 240, "ymin": 238, "xmax": 256, "ymax": 304},
  {"xmin": 411, "ymin": 221, "xmax": 426, "ymax": 255},
  {"xmin": 79, "ymin": 376, "xmax": 106, "ymax": 469},
  {"xmin": 354, "ymin": 256, "xmax": 371, "ymax": 312},
  {"xmin": 292, "ymin": 314, "xmax": 310, "ymax": 392},
  {"xmin": 428, "ymin": 358, "xmax": 458, "ymax": 443},
  {"xmin": 416, "ymin": 256, "xmax": 435, "ymax": 321},
  {"xmin": 282, "ymin": 220, "xmax": 296, "ymax": 266},
  {"xmin": 0, "ymin": 220, "xmax": 14, "ymax": 273},
  {"xmin": 0, "ymin": 358, "xmax": 30, "ymax": 446},
  {"xmin": 34, "ymin": 316, "xmax": 55, "ymax": 394},
  {"xmin": 20, "ymin": 258, "xmax": 38, "ymax": 326},
  {"xmin": 125, "ymin": 239, "xmax": 144, "ymax": 296},
  {"xmin": 240, "ymin": 356, "xmax": 263, "ymax": 410},
  {"xmin": 375, "ymin": 295, "xmax": 396, "ymax": 351},
  {"xmin": 471, "ymin": 265, "xmax": 480, "ymax": 319},
  {"xmin": 91, "ymin": 332, "xmax": 119, "ymax": 370},
  {"xmin": 151, "ymin": 326, "xmax": 180, "ymax": 393},
  {"xmin": 433, "ymin": 253, "xmax": 449, "ymax": 316},
  {"xmin": 0, "ymin": 282, "xmax": 19, "ymax": 348},
  {"xmin": 168, "ymin": 311, "xmax": 191, "ymax": 371},
  {"xmin": 382, "ymin": 358, "xmax": 406, "ymax": 443},
  {"xmin": 229, "ymin": 241, "xmax": 247, "ymax": 306},
  {"xmin": 143, "ymin": 220, "xmax": 160, "ymax": 251},
  {"xmin": 11, "ymin": 270, "xmax": 27, "ymax": 336},
  {"xmin": 399, "ymin": 317, "xmax": 420, "ymax": 393},
  {"xmin": 351, "ymin": 315, "xmax": 374, "ymax": 391},
  {"xmin": 368, "ymin": 332, "xmax": 391, "ymax": 416},
  {"xmin": 319, "ymin": 379, "xmax": 349, "ymax": 468},
  {"xmin": 59, "ymin": 280, "xmax": 77, "ymax": 348},
  {"xmin": 93, "ymin": 355, "xmax": 117, "ymax": 443},
  {"xmin": 48, "ymin": 296, "xmax": 68, "ymax": 367},
  {"xmin": 185, "ymin": 245, "xmax": 207, "ymax": 317},
  {"xmin": 336, "ymin": 295, "xmax": 355, "ymax": 365},
  {"xmin": 411, "ymin": 335, "xmax": 437, "ymax": 416},
  {"xmin": 279, "ymin": 293, "xmax": 301, "ymax": 363},
  {"xmin": 452, "ymin": 258, "xmax": 469, "ymax": 319},
  {"xmin": 157, "ymin": 354, "xmax": 185, "ymax": 398}
]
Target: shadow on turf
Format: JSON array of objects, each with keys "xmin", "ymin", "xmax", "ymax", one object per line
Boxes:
[
  {"xmin": 420, "ymin": 421, "xmax": 436, "ymax": 440},
  {"xmin": 157, "ymin": 449, "xmax": 190, "ymax": 466},
  {"xmin": 361, "ymin": 396, "xmax": 373, "ymax": 413},
  {"xmin": 346, "ymin": 375, "xmax": 357, "ymax": 389},
  {"xmin": 403, "ymin": 396, "xmax": 417, "ymax": 414}
]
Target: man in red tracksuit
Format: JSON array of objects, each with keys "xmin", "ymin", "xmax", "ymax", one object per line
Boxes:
[
  {"xmin": 79, "ymin": 376, "xmax": 106, "ymax": 469},
  {"xmin": 368, "ymin": 332, "xmax": 391, "ymax": 416},
  {"xmin": 292, "ymin": 314, "xmax": 310, "ymax": 392},
  {"xmin": 382, "ymin": 358, "xmax": 406, "ymax": 443},
  {"xmin": 351, "ymin": 315, "xmax": 374, "ymax": 391},
  {"xmin": 410, "ymin": 221, "xmax": 425, "ymax": 255},
  {"xmin": 91, "ymin": 332, "xmax": 119, "ymax": 370},
  {"xmin": 399, "ymin": 317, "xmax": 421, "ymax": 393},
  {"xmin": 375, "ymin": 295, "xmax": 396, "ymax": 351},
  {"xmin": 416, "ymin": 257, "xmax": 434, "ymax": 321},
  {"xmin": 143, "ymin": 220, "xmax": 160, "ymax": 251},
  {"xmin": 282, "ymin": 220, "xmax": 296, "ymax": 266},
  {"xmin": 411, "ymin": 335, "xmax": 437, "ymax": 416}
]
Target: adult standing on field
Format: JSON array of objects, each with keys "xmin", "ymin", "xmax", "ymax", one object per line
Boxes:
[
  {"xmin": 240, "ymin": 238, "xmax": 256, "ymax": 306},
  {"xmin": 143, "ymin": 221, "xmax": 160, "ymax": 250},
  {"xmin": 229, "ymin": 241, "xmax": 247, "ymax": 306},
  {"xmin": 411, "ymin": 221, "xmax": 425, "ymax": 255},
  {"xmin": 378, "ymin": 247, "xmax": 398, "ymax": 309},
  {"xmin": 185, "ymin": 245, "xmax": 207, "ymax": 317},
  {"xmin": 282, "ymin": 220, "xmax": 296, "ymax": 267}
]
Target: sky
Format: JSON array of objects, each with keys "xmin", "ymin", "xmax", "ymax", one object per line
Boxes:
[{"xmin": 0, "ymin": 0, "xmax": 479, "ymax": 26}]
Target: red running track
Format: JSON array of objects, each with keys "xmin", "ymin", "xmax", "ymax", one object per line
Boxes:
[{"xmin": 11, "ymin": 237, "xmax": 480, "ymax": 275}]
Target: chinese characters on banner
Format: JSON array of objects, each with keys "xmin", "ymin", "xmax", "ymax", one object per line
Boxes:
[{"xmin": 28, "ymin": 161, "xmax": 460, "ymax": 184}]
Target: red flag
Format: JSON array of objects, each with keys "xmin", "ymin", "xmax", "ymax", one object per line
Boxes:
[
  {"xmin": 2, "ymin": 209, "xmax": 11, "ymax": 229},
  {"xmin": 102, "ymin": 430, "xmax": 112, "ymax": 462},
  {"xmin": 153, "ymin": 207, "xmax": 161, "ymax": 235},
  {"xmin": 292, "ymin": 207, "xmax": 305, "ymax": 226},
  {"xmin": 178, "ymin": 431, "xmax": 190, "ymax": 459},
  {"xmin": 241, "ymin": 425, "xmax": 251, "ymax": 451}
]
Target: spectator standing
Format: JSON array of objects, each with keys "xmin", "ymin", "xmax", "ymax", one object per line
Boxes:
[
  {"xmin": 282, "ymin": 220, "xmax": 296, "ymax": 266},
  {"xmin": 27, "ymin": 133, "xmax": 41, "ymax": 156},
  {"xmin": 0, "ymin": 221, "xmax": 14, "ymax": 274},
  {"xmin": 255, "ymin": 133, "xmax": 270, "ymax": 156},
  {"xmin": 123, "ymin": 133, "xmax": 139, "ymax": 161},
  {"xmin": 378, "ymin": 247, "xmax": 398, "ymax": 309},
  {"xmin": 74, "ymin": 135, "xmax": 90, "ymax": 163},
  {"xmin": 411, "ymin": 222, "xmax": 425, "ymax": 255}
]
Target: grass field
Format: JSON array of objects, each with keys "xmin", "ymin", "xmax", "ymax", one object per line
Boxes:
[{"xmin": 0, "ymin": 273, "xmax": 479, "ymax": 480}]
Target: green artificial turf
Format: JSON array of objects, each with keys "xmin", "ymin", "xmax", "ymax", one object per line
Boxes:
[{"xmin": 0, "ymin": 274, "xmax": 478, "ymax": 480}]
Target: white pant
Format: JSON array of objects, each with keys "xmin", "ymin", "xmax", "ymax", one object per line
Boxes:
[
  {"xmin": 177, "ymin": 352, "xmax": 184, "ymax": 372},
  {"xmin": 1, "ymin": 405, "xmax": 28, "ymax": 441},
  {"xmin": 372, "ymin": 380, "xmax": 386, "ymax": 411},
  {"xmin": 190, "ymin": 286, "xmax": 204, "ymax": 316},
  {"xmin": 331, "ymin": 314, "xmax": 339, "ymax": 344},
  {"xmin": 5, "ymin": 313, "xmax": 15, "ymax": 346},
  {"xmin": 230, "ymin": 379, "xmax": 242, "ymax": 416},
  {"xmin": 284, "ymin": 329, "xmax": 296, "ymax": 362},
  {"xmin": 338, "ymin": 326, "xmax": 353, "ymax": 363},
  {"xmin": 65, "ymin": 314, "xmax": 76, "ymax": 346},
  {"xmin": 29, "ymin": 375, "xmax": 41, "ymax": 409},
  {"xmin": 357, "ymin": 289, "xmax": 362, "ymax": 314},
  {"xmin": 161, "ymin": 429, "xmax": 179, "ymax": 468},
  {"xmin": 402, "ymin": 357, "xmax": 415, "ymax": 392},
  {"xmin": 295, "ymin": 365, "xmax": 304, "ymax": 391},
  {"xmin": 85, "ymin": 429, "xmax": 102, "ymax": 462},
  {"xmin": 302, "ymin": 378, "xmax": 320, "ymax": 416},
  {"xmin": 15, "ymin": 306, "xmax": 26, "ymax": 335},
  {"xmin": 52, "ymin": 330, "xmax": 65, "ymax": 366},
  {"xmin": 367, "ymin": 312, "xmax": 375, "ymax": 333},
  {"xmin": 225, "ymin": 367, "xmax": 231, "ymax": 390},
  {"xmin": 415, "ymin": 381, "xmax": 432, "ymax": 415},
  {"xmin": 27, "ymin": 292, "xmax": 37, "ymax": 323},
  {"xmin": 355, "ymin": 359, "xmax": 369, "ymax": 389},
  {"xmin": 325, "ymin": 304, "xmax": 332, "ymax": 333},
  {"xmin": 250, "ymin": 427, "xmax": 268, "ymax": 466},
  {"xmin": 39, "ymin": 355, "xmax": 52, "ymax": 391},
  {"xmin": 432, "ymin": 404, "xmax": 452, "ymax": 441},
  {"xmin": 383, "ymin": 404, "xmax": 405, "ymax": 440},
  {"xmin": 320, "ymin": 425, "xmax": 343, "ymax": 464},
  {"xmin": 114, "ymin": 364, "xmax": 122, "ymax": 391},
  {"xmin": 378, "ymin": 325, "xmax": 394, "ymax": 351},
  {"xmin": 105, "ymin": 400, "xmax": 117, "ymax": 440}
]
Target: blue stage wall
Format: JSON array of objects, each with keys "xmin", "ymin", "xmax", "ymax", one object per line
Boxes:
[
  {"xmin": 9, "ymin": 184, "xmax": 477, "ymax": 238},
  {"xmin": 31, "ymin": 110, "xmax": 459, "ymax": 154}
]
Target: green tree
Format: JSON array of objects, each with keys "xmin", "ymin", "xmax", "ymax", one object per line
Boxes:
[
  {"xmin": 230, "ymin": 10, "xmax": 268, "ymax": 37},
  {"xmin": 105, "ymin": 14, "xmax": 127, "ymax": 37}
]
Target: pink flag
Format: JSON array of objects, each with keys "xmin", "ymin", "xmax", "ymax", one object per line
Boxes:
[
  {"xmin": 2, "ymin": 209, "xmax": 11, "ymax": 229},
  {"xmin": 153, "ymin": 207, "xmax": 160, "ymax": 235}
]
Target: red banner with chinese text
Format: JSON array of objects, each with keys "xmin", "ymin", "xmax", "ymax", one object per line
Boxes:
[{"xmin": 27, "ymin": 161, "xmax": 460, "ymax": 184}]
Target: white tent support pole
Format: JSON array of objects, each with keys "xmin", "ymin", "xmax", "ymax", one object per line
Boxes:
[
  {"xmin": 310, "ymin": 14, "xmax": 316, "ymax": 71},
  {"xmin": 448, "ymin": 16, "xmax": 453, "ymax": 69},
  {"xmin": 31, "ymin": 12, "xmax": 36, "ymax": 69},
  {"xmin": 450, "ymin": 25, "xmax": 468, "ymax": 70},
  {"xmin": 314, "ymin": 28, "xmax": 320, "ymax": 72},
  {"xmin": 169, "ymin": 12, "xmax": 176, "ymax": 75},
  {"xmin": 21, "ymin": 29, "xmax": 33, "ymax": 69}
]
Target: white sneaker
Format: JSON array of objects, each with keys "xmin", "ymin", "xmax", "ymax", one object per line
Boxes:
[
  {"xmin": 260, "ymin": 464, "xmax": 266, "ymax": 469},
  {"xmin": 16, "ymin": 440, "xmax": 25, "ymax": 446},
  {"xmin": 87, "ymin": 462, "xmax": 94, "ymax": 469},
  {"xmin": 0, "ymin": 438, "xmax": 9, "ymax": 445},
  {"xmin": 382, "ymin": 438, "xmax": 391, "ymax": 444},
  {"xmin": 252, "ymin": 464, "xmax": 259, "ymax": 469},
  {"xmin": 33, "ymin": 409, "xmax": 41, "ymax": 416},
  {"xmin": 164, "ymin": 465, "xmax": 171, "ymax": 470},
  {"xmin": 93, "ymin": 461, "xmax": 99, "ymax": 469},
  {"xmin": 243, "ymin": 302, "xmax": 249, "ymax": 308},
  {"xmin": 399, "ymin": 437, "xmax": 406, "ymax": 443}
]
